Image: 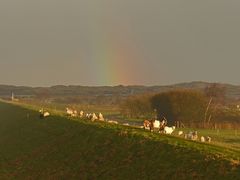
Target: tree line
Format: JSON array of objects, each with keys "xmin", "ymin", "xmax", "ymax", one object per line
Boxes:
[{"xmin": 120, "ymin": 84, "xmax": 240, "ymax": 128}]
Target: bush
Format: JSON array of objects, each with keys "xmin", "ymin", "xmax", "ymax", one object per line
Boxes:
[
  {"xmin": 151, "ymin": 90, "xmax": 207, "ymax": 126},
  {"xmin": 120, "ymin": 93, "xmax": 154, "ymax": 119}
]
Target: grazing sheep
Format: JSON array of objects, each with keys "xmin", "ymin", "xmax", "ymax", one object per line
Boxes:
[
  {"xmin": 79, "ymin": 110, "xmax": 84, "ymax": 118},
  {"xmin": 143, "ymin": 120, "xmax": 152, "ymax": 131},
  {"xmin": 73, "ymin": 110, "xmax": 78, "ymax": 115},
  {"xmin": 178, "ymin": 131, "xmax": 184, "ymax": 136},
  {"xmin": 185, "ymin": 131, "xmax": 193, "ymax": 139},
  {"xmin": 184, "ymin": 131, "xmax": 198, "ymax": 140},
  {"xmin": 98, "ymin": 113, "xmax": 104, "ymax": 121},
  {"xmin": 159, "ymin": 119, "xmax": 167, "ymax": 133},
  {"xmin": 43, "ymin": 111, "xmax": 50, "ymax": 117},
  {"xmin": 200, "ymin": 136, "xmax": 205, "ymax": 142},
  {"xmin": 153, "ymin": 120, "xmax": 160, "ymax": 129},
  {"xmin": 86, "ymin": 113, "xmax": 90, "ymax": 119},
  {"xmin": 91, "ymin": 113, "xmax": 98, "ymax": 121},
  {"xmin": 66, "ymin": 107, "xmax": 74, "ymax": 116},
  {"xmin": 143, "ymin": 119, "xmax": 167, "ymax": 132},
  {"xmin": 152, "ymin": 119, "xmax": 163, "ymax": 132},
  {"xmin": 87, "ymin": 113, "xmax": 93, "ymax": 120},
  {"xmin": 66, "ymin": 107, "xmax": 78, "ymax": 117},
  {"xmin": 123, "ymin": 123, "xmax": 129, "ymax": 126},
  {"xmin": 164, "ymin": 126, "xmax": 175, "ymax": 134},
  {"xmin": 39, "ymin": 109, "xmax": 50, "ymax": 119},
  {"xmin": 108, "ymin": 120, "xmax": 118, "ymax": 124},
  {"xmin": 206, "ymin": 136, "xmax": 212, "ymax": 142},
  {"xmin": 192, "ymin": 131, "xmax": 198, "ymax": 141}
]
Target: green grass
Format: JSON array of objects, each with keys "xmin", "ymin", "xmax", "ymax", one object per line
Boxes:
[
  {"xmin": 172, "ymin": 128, "xmax": 240, "ymax": 152},
  {"xmin": 0, "ymin": 101, "xmax": 239, "ymax": 179},
  {"xmin": 18, "ymin": 99, "xmax": 120, "ymax": 116}
]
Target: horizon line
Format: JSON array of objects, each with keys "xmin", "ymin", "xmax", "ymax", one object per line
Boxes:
[{"xmin": 0, "ymin": 81, "xmax": 237, "ymax": 88}]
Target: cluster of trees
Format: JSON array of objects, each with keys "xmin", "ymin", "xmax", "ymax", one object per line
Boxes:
[
  {"xmin": 151, "ymin": 90, "xmax": 207, "ymax": 126},
  {"xmin": 120, "ymin": 93, "xmax": 154, "ymax": 119},
  {"xmin": 120, "ymin": 84, "xmax": 231, "ymax": 127}
]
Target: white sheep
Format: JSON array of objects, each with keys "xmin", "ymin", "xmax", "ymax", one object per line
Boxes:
[
  {"xmin": 200, "ymin": 136, "xmax": 205, "ymax": 142},
  {"xmin": 153, "ymin": 120, "xmax": 160, "ymax": 129},
  {"xmin": 206, "ymin": 136, "xmax": 212, "ymax": 142},
  {"xmin": 86, "ymin": 113, "xmax": 93, "ymax": 120},
  {"xmin": 39, "ymin": 109, "xmax": 50, "ymax": 118},
  {"xmin": 185, "ymin": 131, "xmax": 193, "ymax": 139},
  {"xmin": 151, "ymin": 120, "xmax": 163, "ymax": 132},
  {"xmin": 178, "ymin": 131, "xmax": 183, "ymax": 136},
  {"xmin": 44, "ymin": 111, "xmax": 50, "ymax": 117},
  {"xmin": 91, "ymin": 113, "xmax": 98, "ymax": 121},
  {"xmin": 108, "ymin": 120, "xmax": 118, "ymax": 124},
  {"xmin": 191, "ymin": 131, "xmax": 198, "ymax": 141},
  {"xmin": 184, "ymin": 131, "xmax": 198, "ymax": 140},
  {"xmin": 79, "ymin": 110, "xmax": 84, "ymax": 118},
  {"xmin": 66, "ymin": 107, "xmax": 74, "ymax": 116},
  {"xmin": 86, "ymin": 113, "xmax": 90, "ymax": 119},
  {"xmin": 98, "ymin": 113, "xmax": 104, "ymax": 121},
  {"xmin": 73, "ymin": 110, "xmax": 78, "ymax": 117},
  {"xmin": 66, "ymin": 107, "xmax": 78, "ymax": 117},
  {"xmin": 164, "ymin": 126, "xmax": 175, "ymax": 134}
]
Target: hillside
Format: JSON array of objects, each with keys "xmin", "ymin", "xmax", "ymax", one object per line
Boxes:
[
  {"xmin": 0, "ymin": 101, "xmax": 239, "ymax": 179},
  {"xmin": 1, "ymin": 81, "xmax": 240, "ymax": 101}
]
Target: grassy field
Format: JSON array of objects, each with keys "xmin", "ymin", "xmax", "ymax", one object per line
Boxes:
[
  {"xmin": 171, "ymin": 128, "xmax": 240, "ymax": 152},
  {"xmin": 19, "ymin": 99, "xmax": 120, "ymax": 116},
  {"xmin": 0, "ymin": 101, "xmax": 239, "ymax": 179}
]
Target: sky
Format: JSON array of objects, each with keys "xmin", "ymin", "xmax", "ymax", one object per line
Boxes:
[{"xmin": 0, "ymin": 0, "xmax": 239, "ymax": 87}]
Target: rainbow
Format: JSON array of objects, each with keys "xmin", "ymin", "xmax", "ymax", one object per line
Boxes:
[{"xmin": 87, "ymin": 15, "xmax": 142, "ymax": 86}]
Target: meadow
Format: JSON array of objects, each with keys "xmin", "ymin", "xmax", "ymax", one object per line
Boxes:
[{"xmin": 0, "ymin": 100, "xmax": 239, "ymax": 179}]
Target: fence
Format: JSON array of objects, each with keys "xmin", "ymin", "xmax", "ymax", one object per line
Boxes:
[{"xmin": 175, "ymin": 121, "xmax": 240, "ymax": 130}]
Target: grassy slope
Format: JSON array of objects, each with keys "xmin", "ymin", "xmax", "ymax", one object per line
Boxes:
[{"xmin": 0, "ymin": 102, "xmax": 239, "ymax": 179}]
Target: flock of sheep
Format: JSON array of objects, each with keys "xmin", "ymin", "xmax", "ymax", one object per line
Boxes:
[
  {"xmin": 65, "ymin": 107, "xmax": 105, "ymax": 122},
  {"xmin": 65, "ymin": 107, "xmax": 120, "ymax": 125},
  {"xmin": 39, "ymin": 108, "xmax": 211, "ymax": 143},
  {"xmin": 143, "ymin": 119, "xmax": 173, "ymax": 134},
  {"xmin": 39, "ymin": 108, "xmax": 50, "ymax": 118},
  {"xmin": 181, "ymin": 130, "xmax": 212, "ymax": 143},
  {"xmin": 39, "ymin": 107, "xmax": 119, "ymax": 124},
  {"xmin": 143, "ymin": 119, "xmax": 212, "ymax": 143}
]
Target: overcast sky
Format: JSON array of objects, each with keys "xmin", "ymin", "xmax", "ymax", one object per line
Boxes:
[{"xmin": 0, "ymin": 0, "xmax": 239, "ymax": 87}]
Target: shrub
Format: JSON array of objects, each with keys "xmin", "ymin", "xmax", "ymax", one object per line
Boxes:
[
  {"xmin": 120, "ymin": 93, "xmax": 154, "ymax": 119},
  {"xmin": 151, "ymin": 89, "xmax": 207, "ymax": 126}
]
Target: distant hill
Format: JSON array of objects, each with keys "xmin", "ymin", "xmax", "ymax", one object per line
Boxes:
[{"xmin": 1, "ymin": 81, "xmax": 240, "ymax": 101}]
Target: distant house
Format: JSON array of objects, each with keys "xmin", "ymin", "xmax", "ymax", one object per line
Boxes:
[{"xmin": 11, "ymin": 92, "xmax": 19, "ymax": 102}]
